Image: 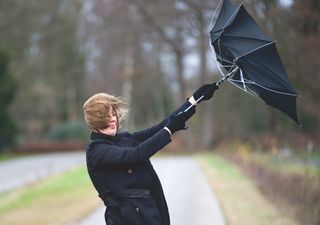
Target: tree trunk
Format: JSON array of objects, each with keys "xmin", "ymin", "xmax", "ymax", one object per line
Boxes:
[
  {"xmin": 175, "ymin": 49, "xmax": 186, "ymax": 103},
  {"xmin": 122, "ymin": 50, "xmax": 133, "ymax": 130},
  {"xmin": 199, "ymin": 12, "xmax": 213, "ymax": 148}
]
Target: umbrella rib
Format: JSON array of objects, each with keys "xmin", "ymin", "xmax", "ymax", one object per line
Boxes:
[
  {"xmin": 217, "ymin": 66, "xmax": 239, "ymax": 86},
  {"xmin": 228, "ymin": 78, "xmax": 298, "ymax": 96},
  {"xmin": 215, "ymin": 49, "xmax": 237, "ymax": 73},
  {"xmin": 218, "ymin": 39, "xmax": 222, "ymax": 64},
  {"xmin": 239, "ymin": 69, "xmax": 247, "ymax": 91},
  {"xmin": 235, "ymin": 41, "xmax": 275, "ymax": 60},
  {"xmin": 210, "ymin": 0, "xmax": 246, "ymax": 32},
  {"xmin": 222, "ymin": 4, "xmax": 242, "ymax": 32},
  {"xmin": 211, "ymin": 40, "xmax": 237, "ymax": 81},
  {"xmin": 217, "ymin": 41, "xmax": 236, "ymax": 75},
  {"xmin": 216, "ymin": 54, "xmax": 233, "ymax": 64},
  {"xmin": 209, "ymin": 0, "xmax": 224, "ymax": 31},
  {"xmin": 210, "ymin": 41, "xmax": 225, "ymax": 80},
  {"xmin": 244, "ymin": 55, "xmax": 297, "ymax": 92},
  {"xmin": 250, "ymin": 80, "xmax": 298, "ymax": 97},
  {"xmin": 223, "ymin": 34, "xmax": 271, "ymax": 43},
  {"xmin": 227, "ymin": 79, "xmax": 259, "ymax": 98}
]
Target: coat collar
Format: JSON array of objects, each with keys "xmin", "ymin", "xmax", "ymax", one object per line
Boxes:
[
  {"xmin": 90, "ymin": 132, "xmax": 117, "ymax": 141},
  {"xmin": 90, "ymin": 131, "xmax": 128, "ymax": 142}
]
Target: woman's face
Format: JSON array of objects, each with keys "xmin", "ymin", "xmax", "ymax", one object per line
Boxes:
[{"xmin": 100, "ymin": 106, "xmax": 118, "ymax": 136}]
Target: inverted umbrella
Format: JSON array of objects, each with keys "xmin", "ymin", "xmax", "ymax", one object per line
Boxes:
[{"xmin": 208, "ymin": 0, "xmax": 300, "ymax": 125}]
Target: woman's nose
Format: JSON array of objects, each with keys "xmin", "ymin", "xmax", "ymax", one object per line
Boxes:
[{"xmin": 108, "ymin": 115, "xmax": 116, "ymax": 121}]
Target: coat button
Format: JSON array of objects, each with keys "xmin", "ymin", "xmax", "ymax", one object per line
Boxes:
[
  {"xmin": 128, "ymin": 169, "xmax": 133, "ymax": 174},
  {"xmin": 136, "ymin": 207, "xmax": 140, "ymax": 213}
]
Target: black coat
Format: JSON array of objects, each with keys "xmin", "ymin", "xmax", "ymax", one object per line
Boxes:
[{"xmin": 86, "ymin": 118, "xmax": 172, "ymax": 225}]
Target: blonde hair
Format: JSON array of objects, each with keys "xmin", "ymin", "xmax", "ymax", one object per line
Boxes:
[{"xmin": 83, "ymin": 93, "xmax": 128, "ymax": 132}]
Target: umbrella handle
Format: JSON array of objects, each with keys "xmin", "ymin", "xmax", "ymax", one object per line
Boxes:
[
  {"xmin": 216, "ymin": 66, "xmax": 240, "ymax": 86},
  {"xmin": 177, "ymin": 95, "xmax": 204, "ymax": 114},
  {"xmin": 185, "ymin": 95, "xmax": 204, "ymax": 112},
  {"xmin": 179, "ymin": 67, "xmax": 239, "ymax": 114}
]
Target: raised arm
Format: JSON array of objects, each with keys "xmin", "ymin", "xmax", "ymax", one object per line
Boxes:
[
  {"xmin": 132, "ymin": 100, "xmax": 192, "ymax": 142},
  {"xmin": 87, "ymin": 111, "xmax": 191, "ymax": 167},
  {"xmin": 132, "ymin": 83, "xmax": 218, "ymax": 142},
  {"xmin": 88, "ymin": 129, "xmax": 171, "ymax": 167}
]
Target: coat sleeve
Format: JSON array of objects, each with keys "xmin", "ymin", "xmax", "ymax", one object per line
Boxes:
[
  {"xmin": 132, "ymin": 100, "xmax": 192, "ymax": 142},
  {"xmin": 132, "ymin": 118, "xmax": 168, "ymax": 142},
  {"xmin": 88, "ymin": 129, "xmax": 171, "ymax": 167}
]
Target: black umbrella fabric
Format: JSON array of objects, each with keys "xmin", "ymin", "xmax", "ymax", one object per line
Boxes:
[{"xmin": 210, "ymin": 0, "xmax": 300, "ymax": 125}]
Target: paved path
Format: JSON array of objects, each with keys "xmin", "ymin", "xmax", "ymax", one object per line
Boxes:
[
  {"xmin": 0, "ymin": 152, "xmax": 85, "ymax": 193},
  {"xmin": 78, "ymin": 157, "xmax": 225, "ymax": 225}
]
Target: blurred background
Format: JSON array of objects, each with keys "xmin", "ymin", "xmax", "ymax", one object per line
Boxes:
[
  {"xmin": 0, "ymin": 0, "xmax": 319, "ymax": 225},
  {"xmin": 1, "ymin": 0, "xmax": 319, "ymax": 151}
]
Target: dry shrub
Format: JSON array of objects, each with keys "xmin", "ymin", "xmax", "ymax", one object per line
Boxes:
[{"xmin": 225, "ymin": 153, "xmax": 320, "ymax": 225}]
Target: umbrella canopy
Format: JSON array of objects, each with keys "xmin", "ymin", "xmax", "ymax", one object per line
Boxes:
[{"xmin": 210, "ymin": 0, "xmax": 300, "ymax": 125}]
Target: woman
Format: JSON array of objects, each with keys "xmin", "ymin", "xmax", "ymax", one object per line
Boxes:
[{"xmin": 83, "ymin": 83, "xmax": 218, "ymax": 225}]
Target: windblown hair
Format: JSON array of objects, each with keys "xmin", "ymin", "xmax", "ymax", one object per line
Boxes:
[{"xmin": 83, "ymin": 93, "xmax": 128, "ymax": 132}]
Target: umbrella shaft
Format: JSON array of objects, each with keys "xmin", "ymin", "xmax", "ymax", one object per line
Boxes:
[{"xmin": 217, "ymin": 66, "xmax": 239, "ymax": 86}]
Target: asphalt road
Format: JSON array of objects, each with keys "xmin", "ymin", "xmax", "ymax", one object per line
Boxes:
[
  {"xmin": 0, "ymin": 153, "xmax": 225, "ymax": 224},
  {"xmin": 78, "ymin": 157, "xmax": 226, "ymax": 225},
  {"xmin": 0, "ymin": 151, "xmax": 85, "ymax": 193}
]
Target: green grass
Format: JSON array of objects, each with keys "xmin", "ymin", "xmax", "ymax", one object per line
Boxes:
[
  {"xmin": 0, "ymin": 166, "xmax": 90, "ymax": 213},
  {"xmin": 198, "ymin": 153, "xmax": 298, "ymax": 225},
  {"xmin": 0, "ymin": 153, "xmax": 26, "ymax": 162},
  {"xmin": 0, "ymin": 166, "xmax": 99, "ymax": 225},
  {"xmin": 247, "ymin": 151, "xmax": 320, "ymax": 177}
]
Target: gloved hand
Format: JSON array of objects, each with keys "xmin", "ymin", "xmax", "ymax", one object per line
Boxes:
[
  {"xmin": 192, "ymin": 82, "xmax": 218, "ymax": 103},
  {"xmin": 165, "ymin": 106, "xmax": 196, "ymax": 135}
]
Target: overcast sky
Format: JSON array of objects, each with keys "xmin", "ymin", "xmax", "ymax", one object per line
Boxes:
[{"xmin": 279, "ymin": 0, "xmax": 293, "ymax": 7}]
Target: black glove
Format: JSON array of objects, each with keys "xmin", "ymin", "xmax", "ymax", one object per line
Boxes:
[
  {"xmin": 193, "ymin": 82, "xmax": 218, "ymax": 103},
  {"xmin": 166, "ymin": 107, "xmax": 196, "ymax": 134}
]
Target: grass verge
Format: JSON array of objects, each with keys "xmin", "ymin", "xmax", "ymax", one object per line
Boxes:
[
  {"xmin": 240, "ymin": 151, "xmax": 320, "ymax": 177},
  {"xmin": 226, "ymin": 151, "xmax": 320, "ymax": 225},
  {"xmin": 197, "ymin": 153, "xmax": 299, "ymax": 225},
  {"xmin": 0, "ymin": 153, "xmax": 27, "ymax": 162},
  {"xmin": 0, "ymin": 166, "xmax": 100, "ymax": 225}
]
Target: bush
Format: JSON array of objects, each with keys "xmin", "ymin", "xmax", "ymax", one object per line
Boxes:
[
  {"xmin": 0, "ymin": 49, "xmax": 17, "ymax": 151},
  {"xmin": 226, "ymin": 153, "xmax": 320, "ymax": 225},
  {"xmin": 48, "ymin": 121, "xmax": 90, "ymax": 141}
]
